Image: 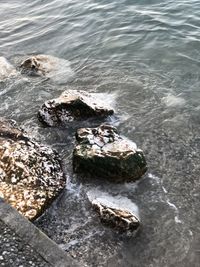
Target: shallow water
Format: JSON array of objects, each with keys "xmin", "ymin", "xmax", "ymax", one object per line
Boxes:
[{"xmin": 0, "ymin": 0, "xmax": 200, "ymax": 266}]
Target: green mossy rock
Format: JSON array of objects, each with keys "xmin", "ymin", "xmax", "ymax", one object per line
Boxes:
[{"xmin": 73, "ymin": 125, "xmax": 147, "ymax": 182}]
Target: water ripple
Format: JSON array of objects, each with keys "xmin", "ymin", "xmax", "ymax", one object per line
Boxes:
[{"xmin": 1, "ymin": 0, "xmax": 200, "ymax": 266}]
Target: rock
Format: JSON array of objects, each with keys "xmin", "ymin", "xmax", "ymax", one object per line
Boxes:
[
  {"xmin": 0, "ymin": 57, "xmax": 17, "ymax": 80},
  {"xmin": 87, "ymin": 190, "xmax": 140, "ymax": 232},
  {"xmin": 0, "ymin": 118, "xmax": 66, "ymax": 220},
  {"xmin": 19, "ymin": 54, "xmax": 74, "ymax": 83},
  {"xmin": 0, "ymin": 118, "xmax": 27, "ymax": 141},
  {"xmin": 73, "ymin": 125, "xmax": 147, "ymax": 182},
  {"xmin": 38, "ymin": 90, "xmax": 114, "ymax": 126}
]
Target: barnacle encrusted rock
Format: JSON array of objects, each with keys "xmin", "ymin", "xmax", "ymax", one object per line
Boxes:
[
  {"xmin": 38, "ymin": 90, "xmax": 114, "ymax": 126},
  {"xmin": 0, "ymin": 118, "xmax": 66, "ymax": 220},
  {"xmin": 0, "ymin": 57, "xmax": 17, "ymax": 80},
  {"xmin": 87, "ymin": 190, "xmax": 140, "ymax": 232},
  {"xmin": 73, "ymin": 125, "xmax": 147, "ymax": 182}
]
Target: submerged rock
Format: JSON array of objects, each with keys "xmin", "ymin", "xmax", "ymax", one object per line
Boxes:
[
  {"xmin": 87, "ymin": 190, "xmax": 140, "ymax": 232},
  {"xmin": 73, "ymin": 125, "xmax": 147, "ymax": 182},
  {"xmin": 0, "ymin": 118, "xmax": 27, "ymax": 141},
  {"xmin": 0, "ymin": 118, "xmax": 66, "ymax": 220},
  {"xmin": 38, "ymin": 90, "xmax": 114, "ymax": 126},
  {"xmin": 0, "ymin": 57, "xmax": 17, "ymax": 80},
  {"xmin": 19, "ymin": 54, "xmax": 74, "ymax": 83}
]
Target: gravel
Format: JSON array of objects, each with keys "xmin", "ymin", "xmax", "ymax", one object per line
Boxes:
[{"xmin": 0, "ymin": 220, "xmax": 49, "ymax": 267}]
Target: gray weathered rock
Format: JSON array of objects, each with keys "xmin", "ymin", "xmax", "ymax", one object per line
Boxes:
[
  {"xmin": 87, "ymin": 190, "xmax": 140, "ymax": 232},
  {"xmin": 38, "ymin": 90, "xmax": 114, "ymax": 126},
  {"xmin": 73, "ymin": 125, "xmax": 147, "ymax": 182},
  {"xmin": 0, "ymin": 118, "xmax": 66, "ymax": 220},
  {"xmin": 0, "ymin": 57, "xmax": 17, "ymax": 80},
  {"xmin": 19, "ymin": 54, "xmax": 74, "ymax": 83}
]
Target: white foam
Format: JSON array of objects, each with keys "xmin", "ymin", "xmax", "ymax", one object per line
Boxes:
[
  {"xmin": 148, "ymin": 173, "xmax": 160, "ymax": 182},
  {"xmin": 162, "ymin": 185, "xmax": 182, "ymax": 224},
  {"xmin": 148, "ymin": 173, "xmax": 182, "ymax": 224},
  {"xmin": 162, "ymin": 94, "xmax": 186, "ymax": 107},
  {"xmin": 23, "ymin": 54, "xmax": 74, "ymax": 84},
  {"xmin": 44, "ymin": 55, "xmax": 74, "ymax": 84},
  {"xmin": 92, "ymin": 92, "xmax": 117, "ymax": 112},
  {"xmin": 87, "ymin": 189, "xmax": 139, "ymax": 217},
  {"xmin": 0, "ymin": 57, "xmax": 18, "ymax": 80}
]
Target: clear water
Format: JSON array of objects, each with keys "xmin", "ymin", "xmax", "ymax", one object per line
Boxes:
[{"xmin": 0, "ymin": 0, "xmax": 200, "ymax": 266}]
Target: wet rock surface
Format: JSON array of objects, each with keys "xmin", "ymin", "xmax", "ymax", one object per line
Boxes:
[
  {"xmin": 0, "ymin": 57, "xmax": 17, "ymax": 80},
  {"xmin": 0, "ymin": 118, "xmax": 24, "ymax": 139},
  {"xmin": 38, "ymin": 90, "xmax": 114, "ymax": 126},
  {"xmin": 0, "ymin": 118, "xmax": 66, "ymax": 220},
  {"xmin": 73, "ymin": 125, "xmax": 147, "ymax": 182},
  {"xmin": 87, "ymin": 190, "xmax": 140, "ymax": 232},
  {"xmin": 19, "ymin": 54, "xmax": 74, "ymax": 83}
]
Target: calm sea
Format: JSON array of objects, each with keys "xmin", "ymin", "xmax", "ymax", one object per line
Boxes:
[{"xmin": 0, "ymin": 0, "xmax": 200, "ymax": 266}]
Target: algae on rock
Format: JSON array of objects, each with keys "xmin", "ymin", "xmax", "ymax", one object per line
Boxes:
[{"xmin": 73, "ymin": 125, "xmax": 147, "ymax": 182}]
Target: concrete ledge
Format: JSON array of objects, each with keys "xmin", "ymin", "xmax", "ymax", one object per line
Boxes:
[{"xmin": 0, "ymin": 197, "xmax": 79, "ymax": 267}]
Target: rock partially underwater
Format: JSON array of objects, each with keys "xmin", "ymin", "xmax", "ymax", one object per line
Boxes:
[
  {"xmin": 0, "ymin": 57, "xmax": 18, "ymax": 80},
  {"xmin": 0, "ymin": 118, "xmax": 66, "ymax": 220},
  {"xmin": 19, "ymin": 54, "xmax": 74, "ymax": 83},
  {"xmin": 87, "ymin": 190, "xmax": 140, "ymax": 232},
  {"xmin": 38, "ymin": 90, "xmax": 114, "ymax": 126},
  {"xmin": 73, "ymin": 125, "xmax": 147, "ymax": 182}
]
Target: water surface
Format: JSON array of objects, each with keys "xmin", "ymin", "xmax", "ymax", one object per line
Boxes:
[{"xmin": 0, "ymin": 0, "xmax": 200, "ymax": 266}]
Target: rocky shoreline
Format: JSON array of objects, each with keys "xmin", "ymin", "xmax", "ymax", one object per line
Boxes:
[{"xmin": 0, "ymin": 54, "xmax": 148, "ymax": 232}]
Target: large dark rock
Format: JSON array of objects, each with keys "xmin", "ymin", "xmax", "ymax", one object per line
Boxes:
[
  {"xmin": 38, "ymin": 90, "xmax": 114, "ymax": 126},
  {"xmin": 0, "ymin": 118, "xmax": 66, "ymax": 220},
  {"xmin": 73, "ymin": 125, "xmax": 147, "ymax": 182},
  {"xmin": 87, "ymin": 190, "xmax": 140, "ymax": 233}
]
